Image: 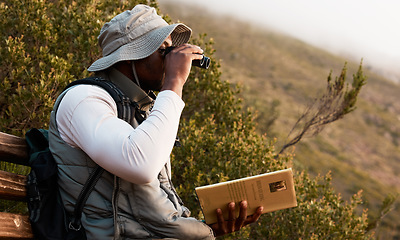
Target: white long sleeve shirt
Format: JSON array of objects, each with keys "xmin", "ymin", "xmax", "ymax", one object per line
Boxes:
[{"xmin": 56, "ymin": 78, "xmax": 185, "ymax": 184}]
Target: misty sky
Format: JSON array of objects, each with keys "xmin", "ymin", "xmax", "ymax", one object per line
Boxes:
[{"xmin": 163, "ymin": 0, "xmax": 400, "ymax": 79}]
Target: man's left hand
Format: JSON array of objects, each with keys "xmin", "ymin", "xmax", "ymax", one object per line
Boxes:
[{"xmin": 209, "ymin": 201, "xmax": 263, "ymax": 237}]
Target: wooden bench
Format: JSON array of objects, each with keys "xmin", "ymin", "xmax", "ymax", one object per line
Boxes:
[{"xmin": 0, "ymin": 131, "xmax": 34, "ymax": 239}]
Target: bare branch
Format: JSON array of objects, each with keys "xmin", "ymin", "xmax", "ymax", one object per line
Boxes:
[{"xmin": 278, "ymin": 61, "xmax": 366, "ymax": 156}]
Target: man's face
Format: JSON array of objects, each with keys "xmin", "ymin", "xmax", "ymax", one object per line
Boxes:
[{"xmin": 134, "ymin": 36, "xmax": 173, "ymax": 92}]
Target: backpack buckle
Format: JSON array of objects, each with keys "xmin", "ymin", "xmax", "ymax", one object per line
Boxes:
[{"xmin": 69, "ymin": 221, "xmax": 82, "ymax": 231}]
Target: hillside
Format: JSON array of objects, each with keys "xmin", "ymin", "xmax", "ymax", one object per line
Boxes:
[{"xmin": 160, "ymin": 2, "xmax": 400, "ymax": 238}]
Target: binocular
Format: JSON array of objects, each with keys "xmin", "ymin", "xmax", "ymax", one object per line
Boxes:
[{"xmin": 164, "ymin": 46, "xmax": 211, "ymax": 69}]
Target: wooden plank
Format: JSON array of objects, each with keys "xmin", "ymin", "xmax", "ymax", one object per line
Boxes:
[
  {"xmin": 0, "ymin": 132, "xmax": 29, "ymax": 166},
  {"xmin": 0, "ymin": 212, "xmax": 33, "ymax": 239},
  {"xmin": 0, "ymin": 170, "xmax": 27, "ymax": 201},
  {"xmin": 0, "ymin": 132, "xmax": 33, "ymax": 239}
]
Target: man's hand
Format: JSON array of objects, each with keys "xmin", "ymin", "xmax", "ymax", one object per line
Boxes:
[
  {"xmin": 162, "ymin": 44, "xmax": 203, "ymax": 97},
  {"xmin": 210, "ymin": 201, "xmax": 263, "ymax": 237}
]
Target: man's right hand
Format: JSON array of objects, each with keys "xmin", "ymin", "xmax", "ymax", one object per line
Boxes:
[{"xmin": 161, "ymin": 44, "xmax": 204, "ymax": 97}]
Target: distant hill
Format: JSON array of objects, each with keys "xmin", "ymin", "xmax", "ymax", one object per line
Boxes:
[{"xmin": 160, "ymin": 2, "xmax": 400, "ymax": 239}]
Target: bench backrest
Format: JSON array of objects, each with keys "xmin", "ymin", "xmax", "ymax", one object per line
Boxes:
[{"xmin": 0, "ymin": 131, "xmax": 34, "ymax": 239}]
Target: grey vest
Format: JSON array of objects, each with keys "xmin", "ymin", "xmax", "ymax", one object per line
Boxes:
[{"xmin": 49, "ymin": 69, "xmax": 214, "ymax": 239}]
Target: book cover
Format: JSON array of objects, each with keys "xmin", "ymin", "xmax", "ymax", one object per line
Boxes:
[{"xmin": 195, "ymin": 168, "xmax": 297, "ymax": 224}]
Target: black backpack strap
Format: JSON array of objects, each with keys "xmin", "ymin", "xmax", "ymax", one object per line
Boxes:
[
  {"xmin": 69, "ymin": 166, "xmax": 104, "ymax": 231},
  {"xmin": 63, "ymin": 76, "xmax": 158, "ymax": 230},
  {"xmin": 65, "ymin": 77, "xmax": 136, "ymax": 124},
  {"xmin": 62, "ymin": 76, "xmax": 169, "ymax": 231},
  {"xmin": 62, "ymin": 77, "xmax": 139, "ymax": 232}
]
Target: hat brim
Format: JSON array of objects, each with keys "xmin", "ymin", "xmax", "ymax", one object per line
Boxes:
[{"xmin": 88, "ymin": 23, "xmax": 191, "ymax": 72}]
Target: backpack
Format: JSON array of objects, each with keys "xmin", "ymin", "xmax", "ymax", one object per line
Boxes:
[{"xmin": 26, "ymin": 77, "xmax": 143, "ymax": 240}]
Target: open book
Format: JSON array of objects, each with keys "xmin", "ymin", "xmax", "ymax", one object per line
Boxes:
[{"xmin": 195, "ymin": 168, "xmax": 297, "ymax": 224}]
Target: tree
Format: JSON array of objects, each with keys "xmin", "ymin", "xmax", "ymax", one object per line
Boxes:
[{"xmin": 1, "ymin": 0, "xmax": 379, "ymax": 238}]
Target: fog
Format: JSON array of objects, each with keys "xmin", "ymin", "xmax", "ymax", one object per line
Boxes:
[{"xmin": 162, "ymin": 0, "xmax": 400, "ymax": 81}]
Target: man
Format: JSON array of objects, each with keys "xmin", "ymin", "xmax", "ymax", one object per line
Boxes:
[{"xmin": 49, "ymin": 4, "xmax": 262, "ymax": 239}]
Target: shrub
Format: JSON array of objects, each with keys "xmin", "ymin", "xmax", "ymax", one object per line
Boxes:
[
  {"xmin": 0, "ymin": 0, "xmax": 158, "ymax": 135},
  {"xmin": 1, "ymin": 0, "xmax": 376, "ymax": 238}
]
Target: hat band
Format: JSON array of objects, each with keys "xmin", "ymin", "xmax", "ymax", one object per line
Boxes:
[{"xmin": 101, "ymin": 19, "xmax": 168, "ymax": 57}]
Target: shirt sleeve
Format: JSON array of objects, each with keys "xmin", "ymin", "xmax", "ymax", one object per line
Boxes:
[{"xmin": 56, "ymin": 85, "xmax": 185, "ymax": 184}]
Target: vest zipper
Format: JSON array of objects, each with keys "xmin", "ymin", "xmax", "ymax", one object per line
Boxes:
[{"xmin": 112, "ymin": 175, "xmax": 121, "ymax": 239}]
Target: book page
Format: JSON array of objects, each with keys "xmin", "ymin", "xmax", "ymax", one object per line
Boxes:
[{"xmin": 195, "ymin": 168, "xmax": 297, "ymax": 224}]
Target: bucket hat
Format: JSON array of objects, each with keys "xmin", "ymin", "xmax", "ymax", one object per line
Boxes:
[{"xmin": 88, "ymin": 4, "xmax": 192, "ymax": 72}]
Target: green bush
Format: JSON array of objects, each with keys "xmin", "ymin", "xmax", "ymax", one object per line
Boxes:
[
  {"xmin": 1, "ymin": 0, "xmax": 377, "ymax": 238},
  {"xmin": 0, "ymin": 0, "xmax": 158, "ymax": 135}
]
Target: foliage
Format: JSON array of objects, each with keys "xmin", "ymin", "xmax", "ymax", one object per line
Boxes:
[
  {"xmin": 248, "ymin": 172, "xmax": 373, "ymax": 240},
  {"xmin": 161, "ymin": 3, "xmax": 400, "ymax": 238},
  {"xmin": 0, "ymin": 0, "xmax": 158, "ymax": 136},
  {"xmin": 278, "ymin": 62, "xmax": 367, "ymax": 155},
  {"xmin": 0, "ymin": 0, "xmax": 383, "ymax": 239},
  {"xmin": 0, "ymin": 0, "xmax": 157, "ymax": 214},
  {"xmin": 367, "ymin": 193, "xmax": 399, "ymax": 235},
  {"xmin": 173, "ymin": 35, "xmax": 289, "ymax": 217},
  {"xmin": 174, "ymin": 36, "xmax": 374, "ymax": 239}
]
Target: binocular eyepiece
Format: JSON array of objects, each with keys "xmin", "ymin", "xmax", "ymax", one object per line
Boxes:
[{"xmin": 164, "ymin": 46, "xmax": 211, "ymax": 69}]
